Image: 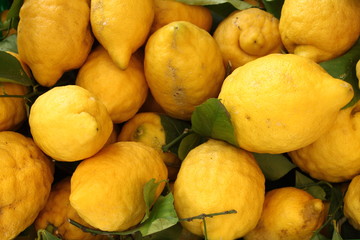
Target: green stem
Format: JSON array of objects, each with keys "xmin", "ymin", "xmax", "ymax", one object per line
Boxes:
[
  {"xmin": 161, "ymin": 128, "xmax": 193, "ymax": 153},
  {"xmin": 203, "ymin": 217, "xmax": 208, "ymax": 240},
  {"xmin": 179, "ymin": 209, "xmax": 237, "ymax": 222},
  {"xmin": 68, "ymin": 219, "xmax": 138, "ymax": 236}
]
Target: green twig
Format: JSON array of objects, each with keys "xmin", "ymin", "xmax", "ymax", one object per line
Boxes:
[
  {"xmin": 161, "ymin": 128, "xmax": 193, "ymax": 153},
  {"xmin": 179, "ymin": 209, "xmax": 237, "ymax": 222},
  {"xmin": 203, "ymin": 217, "xmax": 208, "ymax": 240},
  {"xmin": 68, "ymin": 219, "xmax": 138, "ymax": 236}
]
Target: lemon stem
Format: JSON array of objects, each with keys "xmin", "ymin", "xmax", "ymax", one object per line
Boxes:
[
  {"xmin": 161, "ymin": 128, "xmax": 193, "ymax": 153},
  {"xmin": 68, "ymin": 219, "xmax": 138, "ymax": 236},
  {"xmin": 178, "ymin": 209, "xmax": 237, "ymax": 222}
]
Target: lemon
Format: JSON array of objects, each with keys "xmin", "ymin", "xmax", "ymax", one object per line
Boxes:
[
  {"xmin": 288, "ymin": 100, "xmax": 360, "ymax": 182},
  {"xmin": 76, "ymin": 45, "xmax": 148, "ymax": 124},
  {"xmin": 91, "ymin": 0, "xmax": 154, "ymax": 69},
  {"xmin": 213, "ymin": 8, "xmax": 283, "ymax": 72},
  {"xmin": 279, "ymin": 0, "xmax": 360, "ymax": 62},
  {"xmin": 244, "ymin": 187, "xmax": 326, "ymax": 240},
  {"xmin": 344, "ymin": 175, "xmax": 360, "ymax": 230},
  {"xmin": 118, "ymin": 112, "xmax": 181, "ymax": 180},
  {"xmin": 151, "ymin": 0, "xmax": 213, "ymax": 34},
  {"xmin": 218, "ymin": 53, "xmax": 354, "ymax": 154},
  {"xmin": 174, "ymin": 139, "xmax": 265, "ymax": 239},
  {"xmin": 0, "ymin": 131, "xmax": 54, "ymax": 240},
  {"xmin": 145, "ymin": 21, "xmax": 225, "ymax": 120},
  {"xmin": 17, "ymin": 0, "xmax": 94, "ymax": 87},
  {"xmin": 29, "ymin": 85, "xmax": 113, "ymax": 162},
  {"xmin": 35, "ymin": 177, "xmax": 107, "ymax": 240},
  {"xmin": 69, "ymin": 141, "xmax": 168, "ymax": 231}
]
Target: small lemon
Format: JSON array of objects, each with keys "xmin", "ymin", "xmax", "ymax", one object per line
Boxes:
[
  {"xmin": 0, "ymin": 131, "xmax": 54, "ymax": 240},
  {"xmin": 29, "ymin": 85, "xmax": 113, "ymax": 162},
  {"xmin": 213, "ymin": 8, "xmax": 283, "ymax": 71},
  {"xmin": 244, "ymin": 187, "xmax": 326, "ymax": 240},
  {"xmin": 118, "ymin": 112, "xmax": 181, "ymax": 180},
  {"xmin": 17, "ymin": 0, "xmax": 94, "ymax": 87},
  {"xmin": 91, "ymin": 0, "xmax": 154, "ymax": 69},
  {"xmin": 174, "ymin": 139, "xmax": 265, "ymax": 239},
  {"xmin": 344, "ymin": 175, "xmax": 360, "ymax": 230},
  {"xmin": 151, "ymin": 0, "xmax": 212, "ymax": 34},
  {"xmin": 35, "ymin": 177, "xmax": 108, "ymax": 240},
  {"xmin": 288, "ymin": 100, "xmax": 360, "ymax": 182},
  {"xmin": 76, "ymin": 45, "xmax": 148, "ymax": 124},
  {"xmin": 218, "ymin": 53, "xmax": 354, "ymax": 154},
  {"xmin": 279, "ymin": 0, "xmax": 360, "ymax": 62},
  {"xmin": 70, "ymin": 141, "xmax": 168, "ymax": 231},
  {"xmin": 145, "ymin": 21, "xmax": 225, "ymax": 120}
]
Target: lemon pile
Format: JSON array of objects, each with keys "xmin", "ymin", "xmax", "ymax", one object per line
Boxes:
[{"xmin": 0, "ymin": 0, "xmax": 360, "ymax": 239}]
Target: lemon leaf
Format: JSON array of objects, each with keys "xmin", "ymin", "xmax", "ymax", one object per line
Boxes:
[
  {"xmin": 253, "ymin": 153, "xmax": 296, "ymax": 181},
  {"xmin": 173, "ymin": 0, "xmax": 253, "ymax": 10},
  {"xmin": 35, "ymin": 230, "xmax": 61, "ymax": 240},
  {"xmin": 138, "ymin": 223, "xmax": 183, "ymax": 240},
  {"xmin": 178, "ymin": 132, "xmax": 207, "ymax": 160},
  {"xmin": 0, "ymin": 51, "xmax": 34, "ymax": 86},
  {"xmin": 139, "ymin": 193, "xmax": 179, "ymax": 236},
  {"xmin": 191, "ymin": 98, "xmax": 238, "ymax": 147},
  {"xmin": 295, "ymin": 171, "xmax": 327, "ymax": 200},
  {"xmin": 160, "ymin": 114, "xmax": 191, "ymax": 155},
  {"xmin": 142, "ymin": 178, "xmax": 163, "ymax": 223},
  {"xmin": 320, "ymin": 38, "xmax": 360, "ymax": 109},
  {"xmin": 311, "ymin": 233, "xmax": 331, "ymax": 240},
  {"xmin": 261, "ymin": 0, "xmax": 284, "ymax": 19},
  {"xmin": 6, "ymin": 0, "xmax": 22, "ymax": 30},
  {"xmin": 0, "ymin": 34, "xmax": 17, "ymax": 53},
  {"xmin": 332, "ymin": 229, "xmax": 343, "ymax": 240}
]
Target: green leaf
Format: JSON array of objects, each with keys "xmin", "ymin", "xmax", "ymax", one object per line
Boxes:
[
  {"xmin": 174, "ymin": 0, "xmax": 253, "ymax": 10},
  {"xmin": 295, "ymin": 171, "xmax": 327, "ymax": 200},
  {"xmin": 6, "ymin": 0, "xmax": 23, "ymax": 29},
  {"xmin": 261, "ymin": 0, "xmax": 284, "ymax": 19},
  {"xmin": 142, "ymin": 178, "xmax": 164, "ymax": 223},
  {"xmin": 36, "ymin": 230, "xmax": 61, "ymax": 240},
  {"xmin": 160, "ymin": 114, "xmax": 191, "ymax": 155},
  {"xmin": 0, "ymin": 51, "xmax": 34, "ymax": 86},
  {"xmin": 0, "ymin": 34, "xmax": 18, "ymax": 53},
  {"xmin": 177, "ymin": 132, "xmax": 207, "ymax": 160},
  {"xmin": 327, "ymin": 186, "xmax": 344, "ymax": 221},
  {"xmin": 137, "ymin": 223, "xmax": 184, "ymax": 240},
  {"xmin": 191, "ymin": 98, "xmax": 238, "ymax": 146},
  {"xmin": 139, "ymin": 193, "xmax": 179, "ymax": 236},
  {"xmin": 332, "ymin": 227, "xmax": 344, "ymax": 240},
  {"xmin": 320, "ymin": 38, "xmax": 360, "ymax": 109},
  {"xmin": 252, "ymin": 153, "xmax": 296, "ymax": 181},
  {"xmin": 311, "ymin": 232, "xmax": 331, "ymax": 240}
]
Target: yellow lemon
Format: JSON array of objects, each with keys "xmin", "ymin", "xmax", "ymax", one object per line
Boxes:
[
  {"xmin": 17, "ymin": 0, "xmax": 94, "ymax": 87},
  {"xmin": 0, "ymin": 131, "xmax": 54, "ymax": 240},
  {"xmin": 356, "ymin": 60, "xmax": 360, "ymax": 88},
  {"xmin": 289, "ymin": 100, "xmax": 360, "ymax": 182},
  {"xmin": 69, "ymin": 141, "xmax": 168, "ymax": 231},
  {"xmin": 91, "ymin": 0, "xmax": 154, "ymax": 70},
  {"xmin": 76, "ymin": 45, "xmax": 148, "ymax": 123},
  {"xmin": 244, "ymin": 187, "xmax": 326, "ymax": 240},
  {"xmin": 218, "ymin": 53, "xmax": 354, "ymax": 154},
  {"xmin": 174, "ymin": 139, "xmax": 265, "ymax": 239},
  {"xmin": 213, "ymin": 8, "xmax": 283, "ymax": 71},
  {"xmin": 279, "ymin": 0, "xmax": 360, "ymax": 62},
  {"xmin": 145, "ymin": 21, "xmax": 225, "ymax": 120},
  {"xmin": 344, "ymin": 175, "xmax": 360, "ymax": 230},
  {"xmin": 29, "ymin": 85, "xmax": 113, "ymax": 162},
  {"xmin": 151, "ymin": 0, "xmax": 213, "ymax": 34},
  {"xmin": 118, "ymin": 112, "xmax": 181, "ymax": 181},
  {"xmin": 35, "ymin": 177, "xmax": 107, "ymax": 240}
]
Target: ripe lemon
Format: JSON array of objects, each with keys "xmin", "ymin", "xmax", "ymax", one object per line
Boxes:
[
  {"xmin": 218, "ymin": 53, "xmax": 354, "ymax": 154},
  {"xmin": 344, "ymin": 175, "xmax": 360, "ymax": 230},
  {"xmin": 91, "ymin": 0, "xmax": 154, "ymax": 70},
  {"xmin": 174, "ymin": 139, "xmax": 265, "ymax": 239},
  {"xmin": 17, "ymin": 0, "xmax": 94, "ymax": 87},
  {"xmin": 0, "ymin": 131, "xmax": 54, "ymax": 240},
  {"xmin": 151, "ymin": 0, "xmax": 213, "ymax": 34},
  {"xmin": 244, "ymin": 187, "xmax": 326, "ymax": 240},
  {"xmin": 213, "ymin": 8, "xmax": 283, "ymax": 71},
  {"xmin": 35, "ymin": 177, "xmax": 107, "ymax": 240},
  {"xmin": 279, "ymin": 0, "xmax": 360, "ymax": 62},
  {"xmin": 118, "ymin": 112, "xmax": 181, "ymax": 180},
  {"xmin": 288, "ymin": 100, "xmax": 360, "ymax": 182},
  {"xmin": 0, "ymin": 82, "xmax": 28, "ymax": 131},
  {"xmin": 76, "ymin": 45, "xmax": 148, "ymax": 124},
  {"xmin": 29, "ymin": 85, "xmax": 113, "ymax": 162},
  {"xmin": 69, "ymin": 141, "xmax": 168, "ymax": 231},
  {"xmin": 145, "ymin": 21, "xmax": 225, "ymax": 120}
]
